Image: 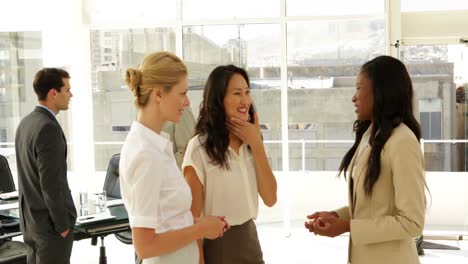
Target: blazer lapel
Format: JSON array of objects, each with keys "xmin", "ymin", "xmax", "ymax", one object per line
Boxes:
[
  {"xmin": 62, "ymin": 131, "xmax": 67, "ymax": 158},
  {"xmin": 351, "ymin": 125, "xmax": 373, "ymax": 213},
  {"xmin": 352, "ymin": 147, "xmax": 370, "ymax": 213},
  {"xmin": 348, "ymin": 152, "xmax": 358, "ymax": 216}
]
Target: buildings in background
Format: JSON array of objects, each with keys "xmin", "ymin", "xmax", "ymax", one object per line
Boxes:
[{"xmin": 0, "ymin": 28, "xmax": 466, "ymax": 173}]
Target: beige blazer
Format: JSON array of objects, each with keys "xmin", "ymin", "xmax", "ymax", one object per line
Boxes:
[{"xmin": 335, "ymin": 123, "xmax": 425, "ymax": 264}]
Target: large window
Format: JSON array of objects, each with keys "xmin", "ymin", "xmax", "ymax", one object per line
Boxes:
[
  {"xmin": 87, "ymin": 0, "xmax": 391, "ymax": 173},
  {"xmin": 90, "ymin": 28, "xmax": 176, "ymax": 170},
  {"xmin": 286, "ymin": 17, "xmax": 386, "ymax": 171},
  {"xmin": 403, "ymin": 44, "xmax": 468, "ymax": 171},
  {"xmin": 183, "ymin": 24, "xmax": 282, "ymax": 170},
  {"xmin": 0, "ymin": 32, "xmax": 48, "ymax": 175},
  {"xmin": 85, "ymin": 0, "xmax": 468, "ymax": 176}
]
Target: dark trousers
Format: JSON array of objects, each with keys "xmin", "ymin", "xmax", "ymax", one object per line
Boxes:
[
  {"xmin": 204, "ymin": 219, "xmax": 264, "ymax": 264},
  {"xmin": 23, "ymin": 229, "xmax": 74, "ymax": 264}
]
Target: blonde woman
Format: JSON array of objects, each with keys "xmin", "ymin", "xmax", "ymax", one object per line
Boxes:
[{"xmin": 120, "ymin": 51, "xmax": 227, "ymax": 264}]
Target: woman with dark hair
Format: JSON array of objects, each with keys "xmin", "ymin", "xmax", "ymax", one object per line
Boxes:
[
  {"xmin": 305, "ymin": 56, "xmax": 426, "ymax": 264},
  {"xmin": 183, "ymin": 65, "xmax": 277, "ymax": 264}
]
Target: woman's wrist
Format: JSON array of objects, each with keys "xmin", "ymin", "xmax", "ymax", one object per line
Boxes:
[
  {"xmin": 193, "ymin": 222, "xmax": 204, "ymax": 240},
  {"xmin": 344, "ymin": 220, "xmax": 351, "ymax": 232},
  {"xmin": 249, "ymin": 140, "xmax": 265, "ymax": 153}
]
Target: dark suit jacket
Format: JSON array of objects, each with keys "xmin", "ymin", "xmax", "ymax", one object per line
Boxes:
[{"xmin": 15, "ymin": 106, "xmax": 76, "ymax": 234}]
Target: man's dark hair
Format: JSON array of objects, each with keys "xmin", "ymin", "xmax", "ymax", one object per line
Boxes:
[{"xmin": 33, "ymin": 68, "xmax": 70, "ymax": 101}]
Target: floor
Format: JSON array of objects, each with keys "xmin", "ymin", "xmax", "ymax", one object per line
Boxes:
[
  {"xmin": 63, "ymin": 170, "xmax": 468, "ymax": 263},
  {"xmin": 63, "ymin": 222, "xmax": 468, "ymax": 263}
]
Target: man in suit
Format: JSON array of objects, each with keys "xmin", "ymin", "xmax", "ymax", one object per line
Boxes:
[{"xmin": 15, "ymin": 68, "xmax": 77, "ymax": 264}]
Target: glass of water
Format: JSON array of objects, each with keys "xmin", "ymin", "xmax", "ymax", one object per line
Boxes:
[
  {"xmin": 80, "ymin": 206, "xmax": 89, "ymax": 216},
  {"xmin": 96, "ymin": 190, "xmax": 107, "ymax": 211},
  {"xmin": 79, "ymin": 191, "xmax": 88, "ymax": 207}
]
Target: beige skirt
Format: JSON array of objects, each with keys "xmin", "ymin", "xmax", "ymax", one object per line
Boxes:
[{"xmin": 203, "ymin": 219, "xmax": 264, "ymax": 264}]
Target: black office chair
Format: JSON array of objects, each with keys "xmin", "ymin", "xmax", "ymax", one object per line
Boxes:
[
  {"xmin": 88, "ymin": 154, "xmax": 133, "ymax": 264},
  {"xmin": 0, "ymin": 155, "xmax": 28, "ymax": 264},
  {"xmin": 0, "ymin": 155, "xmax": 20, "ymax": 233},
  {"xmin": 0, "ymin": 155, "xmax": 16, "ymax": 194},
  {"xmin": 0, "ymin": 227, "xmax": 28, "ymax": 264},
  {"xmin": 99, "ymin": 154, "xmax": 141, "ymax": 263},
  {"xmin": 103, "ymin": 154, "xmax": 132, "ymax": 245}
]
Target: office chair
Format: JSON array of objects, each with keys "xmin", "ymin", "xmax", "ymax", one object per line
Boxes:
[
  {"xmin": 0, "ymin": 228, "xmax": 28, "ymax": 264},
  {"xmin": 0, "ymin": 155, "xmax": 28, "ymax": 264},
  {"xmin": 0, "ymin": 155, "xmax": 16, "ymax": 194},
  {"xmin": 103, "ymin": 153, "xmax": 132, "ymax": 245},
  {"xmin": 90, "ymin": 154, "xmax": 137, "ymax": 264},
  {"xmin": 88, "ymin": 153, "xmax": 132, "ymax": 264},
  {"xmin": 0, "ymin": 155, "xmax": 20, "ymax": 233},
  {"xmin": 0, "ymin": 234, "xmax": 28, "ymax": 264}
]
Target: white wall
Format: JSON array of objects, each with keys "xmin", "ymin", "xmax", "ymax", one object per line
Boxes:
[{"xmin": 424, "ymin": 172, "xmax": 468, "ymax": 227}]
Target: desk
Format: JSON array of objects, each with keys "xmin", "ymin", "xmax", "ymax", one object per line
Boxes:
[
  {"xmin": 0, "ymin": 197, "xmax": 130, "ymax": 264},
  {"xmin": 0, "ymin": 197, "xmax": 130, "ymax": 240},
  {"xmin": 0, "ymin": 202, "xmax": 21, "ymax": 241},
  {"xmin": 0, "ymin": 198, "xmax": 21, "ymax": 238},
  {"xmin": 74, "ymin": 204, "xmax": 130, "ymax": 240},
  {"xmin": 0, "ymin": 199, "xmax": 19, "ymax": 219},
  {"xmin": 74, "ymin": 201, "xmax": 131, "ymax": 264}
]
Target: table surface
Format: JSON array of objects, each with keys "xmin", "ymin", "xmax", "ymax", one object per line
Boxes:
[{"xmin": 0, "ymin": 195, "xmax": 130, "ymax": 240}]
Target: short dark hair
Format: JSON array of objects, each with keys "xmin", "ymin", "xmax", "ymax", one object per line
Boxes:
[{"xmin": 33, "ymin": 68, "xmax": 70, "ymax": 100}]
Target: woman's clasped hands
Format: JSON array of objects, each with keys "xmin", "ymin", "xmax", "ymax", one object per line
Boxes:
[
  {"xmin": 305, "ymin": 211, "xmax": 350, "ymax": 238},
  {"xmin": 196, "ymin": 216, "xmax": 230, "ymax": 239}
]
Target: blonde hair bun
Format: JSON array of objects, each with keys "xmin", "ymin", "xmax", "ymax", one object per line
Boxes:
[
  {"xmin": 125, "ymin": 51, "xmax": 187, "ymax": 107},
  {"xmin": 125, "ymin": 68, "xmax": 142, "ymax": 97}
]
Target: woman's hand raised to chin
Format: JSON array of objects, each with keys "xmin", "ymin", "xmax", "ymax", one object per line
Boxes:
[{"xmin": 227, "ymin": 112, "xmax": 262, "ymax": 149}]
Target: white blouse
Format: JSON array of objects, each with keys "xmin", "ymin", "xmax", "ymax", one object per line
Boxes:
[
  {"xmin": 182, "ymin": 135, "xmax": 258, "ymax": 226},
  {"xmin": 120, "ymin": 121, "xmax": 197, "ymax": 264}
]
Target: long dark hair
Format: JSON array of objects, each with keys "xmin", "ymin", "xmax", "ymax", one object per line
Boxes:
[
  {"xmin": 338, "ymin": 55, "xmax": 422, "ymax": 196},
  {"xmin": 195, "ymin": 65, "xmax": 255, "ymax": 169}
]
